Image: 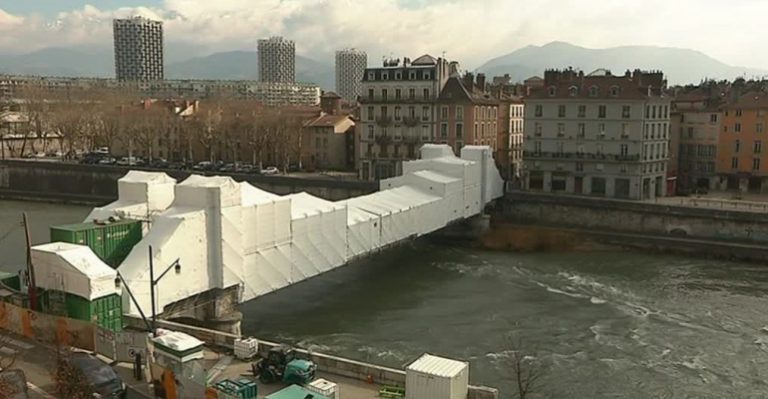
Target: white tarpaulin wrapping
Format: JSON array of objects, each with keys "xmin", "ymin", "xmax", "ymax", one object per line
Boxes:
[
  {"xmin": 341, "ymin": 204, "xmax": 381, "ymax": 259},
  {"xmin": 86, "ymin": 171, "xmax": 176, "ymax": 222},
  {"xmin": 61, "ymin": 145, "xmax": 506, "ymax": 315},
  {"xmin": 31, "ymin": 242, "xmax": 118, "ymax": 300}
]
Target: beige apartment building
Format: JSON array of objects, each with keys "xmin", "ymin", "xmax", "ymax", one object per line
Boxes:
[
  {"xmin": 672, "ymin": 89, "xmax": 724, "ymax": 192},
  {"xmin": 523, "ymin": 68, "xmax": 671, "ymax": 200}
]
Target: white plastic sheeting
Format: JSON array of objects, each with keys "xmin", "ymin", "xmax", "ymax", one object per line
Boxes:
[
  {"xmin": 86, "ymin": 171, "xmax": 176, "ymax": 222},
  {"xmin": 60, "ymin": 144, "xmax": 505, "ymax": 317},
  {"xmin": 31, "ymin": 242, "xmax": 118, "ymax": 300}
]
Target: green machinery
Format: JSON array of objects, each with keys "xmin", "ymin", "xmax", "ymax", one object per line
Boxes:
[
  {"xmin": 50, "ymin": 218, "xmax": 142, "ymax": 268},
  {"xmin": 252, "ymin": 345, "xmax": 317, "ymax": 385}
]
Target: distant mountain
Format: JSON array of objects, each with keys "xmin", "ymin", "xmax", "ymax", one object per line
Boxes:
[
  {"xmin": 166, "ymin": 51, "xmax": 334, "ymax": 88},
  {"xmin": 0, "ymin": 46, "xmax": 334, "ymax": 89},
  {"xmin": 478, "ymin": 41, "xmax": 768, "ymax": 85}
]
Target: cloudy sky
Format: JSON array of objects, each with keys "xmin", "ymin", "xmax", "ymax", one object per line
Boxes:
[{"xmin": 0, "ymin": 0, "xmax": 765, "ymax": 69}]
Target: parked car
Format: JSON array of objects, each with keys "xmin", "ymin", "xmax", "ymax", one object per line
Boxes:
[
  {"xmin": 239, "ymin": 163, "xmax": 256, "ymax": 173},
  {"xmin": 149, "ymin": 158, "xmax": 169, "ymax": 169},
  {"xmin": 219, "ymin": 163, "xmax": 237, "ymax": 173},
  {"xmin": 94, "ymin": 147, "xmax": 110, "ymax": 155},
  {"xmin": 193, "ymin": 161, "xmax": 213, "ymax": 171},
  {"xmin": 68, "ymin": 353, "xmax": 126, "ymax": 399},
  {"xmin": 98, "ymin": 157, "xmax": 117, "ymax": 165},
  {"xmin": 261, "ymin": 166, "xmax": 280, "ymax": 175},
  {"xmin": 116, "ymin": 157, "xmax": 142, "ymax": 166},
  {"xmin": 46, "ymin": 150, "xmax": 64, "ymax": 158}
]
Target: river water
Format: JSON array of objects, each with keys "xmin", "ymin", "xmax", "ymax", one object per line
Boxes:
[{"xmin": 3, "ymin": 201, "xmax": 768, "ymax": 398}]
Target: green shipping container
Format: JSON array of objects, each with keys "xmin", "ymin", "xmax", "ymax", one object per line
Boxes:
[
  {"xmin": 41, "ymin": 291, "xmax": 123, "ymax": 332},
  {"xmin": 50, "ymin": 218, "xmax": 142, "ymax": 267}
]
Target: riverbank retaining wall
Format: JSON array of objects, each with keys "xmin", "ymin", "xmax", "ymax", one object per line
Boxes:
[
  {"xmin": 0, "ymin": 160, "xmax": 377, "ymax": 205},
  {"xmin": 124, "ymin": 317, "xmax": 499, "ymax": 399},
  {"xmin": 503, "ymin": 191, "xmax": 768, "ymax": 243}
]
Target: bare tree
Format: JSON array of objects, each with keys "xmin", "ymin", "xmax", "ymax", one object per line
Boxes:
[
  {"xmin": 0, "ymin": 335, "xmax": 20, "ymax": 397},
  {"xmin": 507, "ymin": 337, "xmax": 545, "ymax": 399},
  {"xmin": 53, "ymin": 346, "xmax": 95, "ymax": 399}
]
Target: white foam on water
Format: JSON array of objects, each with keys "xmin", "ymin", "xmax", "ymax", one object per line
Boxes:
[{"xmin": 590, "ymin": 297, "xmax": 607, "ymax": 304}]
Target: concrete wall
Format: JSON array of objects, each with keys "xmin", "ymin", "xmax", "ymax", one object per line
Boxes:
[
  {"xmin": 124, "ymin": 317, "xmax": 499, "ymax": 399},
  {"xmin": 0, "ymin": 301, "xmax": 96, "ymax": 350},
  {"xmin": 0, "ymin": 160, "xmax": 377, "ymax": 204},
  {"xmin": 503, "ymin": 191, "xmax": 768, "ymax": 243}
]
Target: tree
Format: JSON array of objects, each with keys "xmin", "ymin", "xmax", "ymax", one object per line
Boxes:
[
  {"xmin": 507, "ymin": 337, "xmax": 545, "ymax": 399},
  {"xmin": 53, "ymin": 346, "xmax": 95, "ymax": 399},
  {"xmin": 0, "ymin": 335, "xmax": 20, "ymax": 397}
]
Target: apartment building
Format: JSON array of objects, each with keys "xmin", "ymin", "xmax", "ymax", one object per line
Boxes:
[
  {"xmin": 302, "ymin": 92, "xmax": 356, "ymax": 171},
  {"xmin": 435, "ymin": 73, "xmax": 499, "ymax": 153},
  {"xmin": 258, "ymin": 36, "xmax": 296, "ymax": 83},
  {"xmin": 495, "ymin": 93, "xmax": 525, "ymax": 181},
  {"xmin": 717, "ymin": 91, "xmax": 768, "ymax": 192},
  {"xmin": 523, "ymin": 68, "xmax": 671, "ymax": 200},
  {"xmin": 357, "ymin": 55, "xmax": 451, "ymax": 180},
  {"xmin": 672, "ymin": 88, "xmax": 724, "ymax": 192},
  {"xmin": 335, "ymin": 49, "xmax": 367, "ymax": 102},
  {"xmin": 113, "ymin": 17, "xmax": 164, "ymax": 81}
]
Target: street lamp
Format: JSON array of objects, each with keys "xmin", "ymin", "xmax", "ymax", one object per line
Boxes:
[{"xmin": 148, "ymin": 245, "xmax": 181, "ymax": 337}]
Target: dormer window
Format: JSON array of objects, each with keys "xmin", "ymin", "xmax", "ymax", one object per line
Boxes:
[
  {"xmin": 589, "ymin": 86, "xmax": 598, "ymax": 97},
  {"xmin": 548, "ymin": 86, "xmax": 556, "ymax": 97},
  {"xmin": 610, "ymin": 86, "xmax": 620, "ymax": 97},
  {"xmin": 368, "ymin": 71, "xmax": 375, "ymax": 81},
  {"xmin": 424, "ymin": 71, "xmax": 431, "ymax": 80},
  {"xmin": 382, "ymin": 72, "xmax": 389, "ymax": 81},
  {"xmin": 395, "ymin": 71, "xmax": 402, "ymax": 80},
  {"xmin": 569, "ymin": 86, "xmax": 578, "ymax": 97},
  {"xmin": 409, "ymin": 71, "xmax": 416, "ymax": 80}
]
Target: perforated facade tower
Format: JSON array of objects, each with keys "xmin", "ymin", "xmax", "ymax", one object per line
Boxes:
[
  {"xmin": 113, "ymin": 17, "xmax": 164, "ymax": 82},
  {"xmin": 258, "ymin": 36, "xmax": 295, "ymax": 83},
  {"xmin": 335, "ymin": 49, "xmax": 367, "ymax": 102}
]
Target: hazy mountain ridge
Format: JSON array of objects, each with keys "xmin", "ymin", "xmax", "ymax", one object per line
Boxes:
[{"xmin": 477, "ymin": 41, "xmax": 768, "ymax": 84}]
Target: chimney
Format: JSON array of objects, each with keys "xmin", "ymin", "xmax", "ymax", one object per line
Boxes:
[
  {"xmin": 464, "ymin": 72, "xmax": 475, "ymax": 90},
  {"xmin": 476, "ymin": 74, "xmax": 486, "ymax": 91}
]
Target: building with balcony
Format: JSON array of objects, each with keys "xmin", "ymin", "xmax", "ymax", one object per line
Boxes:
[
  {"xmin": 523, "ymin": 68, "xmax": 671, "ymax": 200},
  {"xmin": 258, "ymin": 36, "xmax": 295, "ymax": 83},
  {"xmin": 357, "ymin": 54, "xmax": 452, "ymax": 180},
  {"xmin": 113, "ymin": 17, "xmax": 164, "ymax": 81},
  {"xmin": 302, "ymin": 92, "xmax": 356, "ymax": 171},
  {"xmin": 672, "ymin": 86, "xmax": 725, "ymax": 192},
  {"xmin": 717, "ymin": 91, "xmax": 768, "ymax": 192}
]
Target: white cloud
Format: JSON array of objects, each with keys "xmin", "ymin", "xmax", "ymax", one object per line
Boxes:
[{"xmin": 0, "ymin": 0, "xmax": 766, "ymax": 69}]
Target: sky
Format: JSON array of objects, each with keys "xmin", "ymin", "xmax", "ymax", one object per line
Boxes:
[{"xmin": 0, "ymin": 0, "xmax": 765, "ymax": 69}]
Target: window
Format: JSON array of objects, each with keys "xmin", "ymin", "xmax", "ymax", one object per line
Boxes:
[
  {"xmin": 611, "ymin": 86, "xmax": 620, "ymax": 97},
  {"xmin": 569, "ymin": 86, "xmax": 578, "ymax": 96},
  {"xmin": 367, "ymin": 106, "xmax": 374, "ymax": 121},
  {"xmin": 409, "ymin": 71, "xmax": 416, "ymax": 80},
  {"xmin": 534, "ymin": 123, "xmax": 542, "ymax": 137},
  {"xmin": 394, "ymin": 106, "xmax": 401, "ymax": 120},
  {"xmin": 598, "ymin": 105, "xmax": 606, "ymax": 118},
  {"xmin": 315, "ymin": 137, "xmax": 321, "ymax": 148},
  {"xmin": 423, "ymin": 88, "xmax": 430, "ymax": 100},
  {"xmin": 644, "ymin": 124, "xmax": 649, "ymax": 139},
  {"xmin": 621, "ymin": 123, "xmax": 630, "ymax": 138},
  {"xmin": 578, "ymin": 105, "xmax": 586, "ymax": 118},
  {"xmin": 424, "ymin": 72, "xmax": 431, "ymax": 80},
  {"xmin": 735, "ymin": 123, "xmax": 742, "ymax": 133},
  {"xmin": 652, "ymin": 106, "xmax": 657, "ymax": 119},
  {"xmin": 576, "ymin": 162, "xmax": 584, "ymax": 172},
  {"xmin": 589, "ymin": 86, "xmax": 598, "ymax": 97},
  {"xmin": 620, "ymin": 144, "xmax": 628, "ymax": 157},
  {"xmin": 408, "ymin": 88, "xmax": 415, "ymax": 100},
  {"xmin": 367, "ymin": 125, "xmax": 374, "ymax": 139},
  {"xmin": 534, "ymin": 141, "xmax": 542, "ymax": 154},
  {"xmin": 663, "ymin": 105, "xmax": 669, "ymax": 118},
  {"xmin": 687, "ymin": 127, "xmax": 693, "ymax": 139},
  {"xmin": 395, "ymin": 89, "xmax": 401, "ymax": 100},
  {"xmin": 382, "ymin": 71, "xmax": 389, "ymax": 80},
  {"xmin": 382, "ymin": 89, "xmax": 388, "ymax": 101},
  {"xmin": 440, "ymin": 123, "xmax": 448, "ymax": 138},
  {"xmin": 422, "ymin": 125, "xmax": 430, "ymax": 140},
  {"xmin": 380, "ymin": 106, "xmax": 388, "ymax": 117},
  {"xmin": 557, "ymin": 123, "xmax": 565, "ymax": 137},
  {"xmin": 535, "ymin": 105, "xmax": 543, "ymax": 117},
  {"xmin": 474, "ymin": 123, "xmax": 478, "ymax": 139},
  {"xmin": 395, "ymin": 71, "xmax": 402, "ymax": 80},
  {"xmin": 456, "ymin": 123, "xmax": 463, "ymax": 138},
  {"xmin": 408, "ymin": 106, "xmax": 415, "ymax": 118},
  {"xmin": 735, "ymin": 139, "xmax": 741, "ymax": 153},
  {"xmin": 754, "ymin": 158, "xmax": 761, "ymax": 171},
  {"xmin": 596, "ymin": 143, "xmax": 604, "ymax": 154},
  {"xmin": 755, "ymin": 140, "xmax": 762, "ymax": 154},
  {"xmin": 645, "ymin": 105, "xmax": 650, "ymax": 119},
  {"xmin": 598, "ymin": 123, "xmax": 606, "ymax": 136},
  {"xmin": 368, "ymin": 89, "xmax": 374, "ymax": 100},
  {"xmin": 736, "ymin": 109, "xmax": 743, "ymax": 117},
  {"xmin": 422, "ymin": 106, "xmax": 430, "ymax": 121},
  {"xmin": 577, "ymin": 123, "xmax": 585, "ymax": 138},
  {"xmin": 732, "ymin": 157, "xmax": 739, "ymax": 169},
  {"xmin": 456, "ymin": 106, "xmax": 464, "ymax": 121},
  {"xmin": 710, "ymin": 114, "xmax": 718, "ymax": 123},
  {"xmin": 367, "ymin": 71, "xmax": 375, "ymax": 80},
  {"xmin": 622, "ymin": 105, "xmax": 631, "ymax": 119},
  {"xmin": 548, "ymin": 86, "xmax": 556, "ymax": 96},
  {"xmin": 558, "ymin": 105, "xmax": 566, "ymax": 118},
  {"xmin": 441, "ymin": 106, "xmax": 449, "ymax": 121},
  {"xmin": 577, "ymin": 144, "xmax": 585, "ymax": 155},
  {"xmin": 556, "ymin": 142, "xmax": 564, "ymax": 154},
  {"xmin": 758, "ymin": 123, "xmax": 764, "ymax": 133}
]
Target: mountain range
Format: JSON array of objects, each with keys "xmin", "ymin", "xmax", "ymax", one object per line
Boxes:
[{"xmin": 0, "ymin": 41, "xmax": 765, "ymax": 88}]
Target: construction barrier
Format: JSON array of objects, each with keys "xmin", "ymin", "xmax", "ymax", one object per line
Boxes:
[{"xmin": 0, "ymin": 301, "xmax": 95, "ymax": 350}]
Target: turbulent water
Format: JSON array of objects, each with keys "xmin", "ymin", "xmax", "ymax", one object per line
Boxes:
[{"xmin": 3, "ymin": 201, "xmax": 768, "ymax": 398}]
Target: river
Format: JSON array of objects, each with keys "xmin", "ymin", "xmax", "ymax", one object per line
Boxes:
[{"xmin": 3, "ymin": 200, "xmax": 768, "ymax": 398}]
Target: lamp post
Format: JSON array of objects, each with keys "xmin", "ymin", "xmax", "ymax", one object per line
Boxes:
[{"xmin": 148, "ymin": 245, "xmax": 181, "ymax": 337}]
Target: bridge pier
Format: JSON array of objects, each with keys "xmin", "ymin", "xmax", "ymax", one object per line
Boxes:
[{"xmin": 160, "ymin": 285, "xmax": 243, "ymax": 336}]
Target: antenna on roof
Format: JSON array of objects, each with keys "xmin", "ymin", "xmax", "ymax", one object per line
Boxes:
[{"xmin": 442, "ymin": 51, "xmax": 446, "ymax": 59}]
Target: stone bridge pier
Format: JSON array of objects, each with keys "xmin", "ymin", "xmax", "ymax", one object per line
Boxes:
[{"xmin": 160, "ymin": 285, "xmax": 242, "ymax": 335}]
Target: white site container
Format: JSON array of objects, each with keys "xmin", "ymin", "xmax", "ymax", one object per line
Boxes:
[
  {"xmin": 307, "ymin": 378, "xmax": 338, "ymax": 399},
  {"xmin": 406, "ymin": 354, "xmax": 469, "ymax": 399},
  {"xmin": 234, "ymin": 337, "xmax": 259, "ymax": 360}
]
